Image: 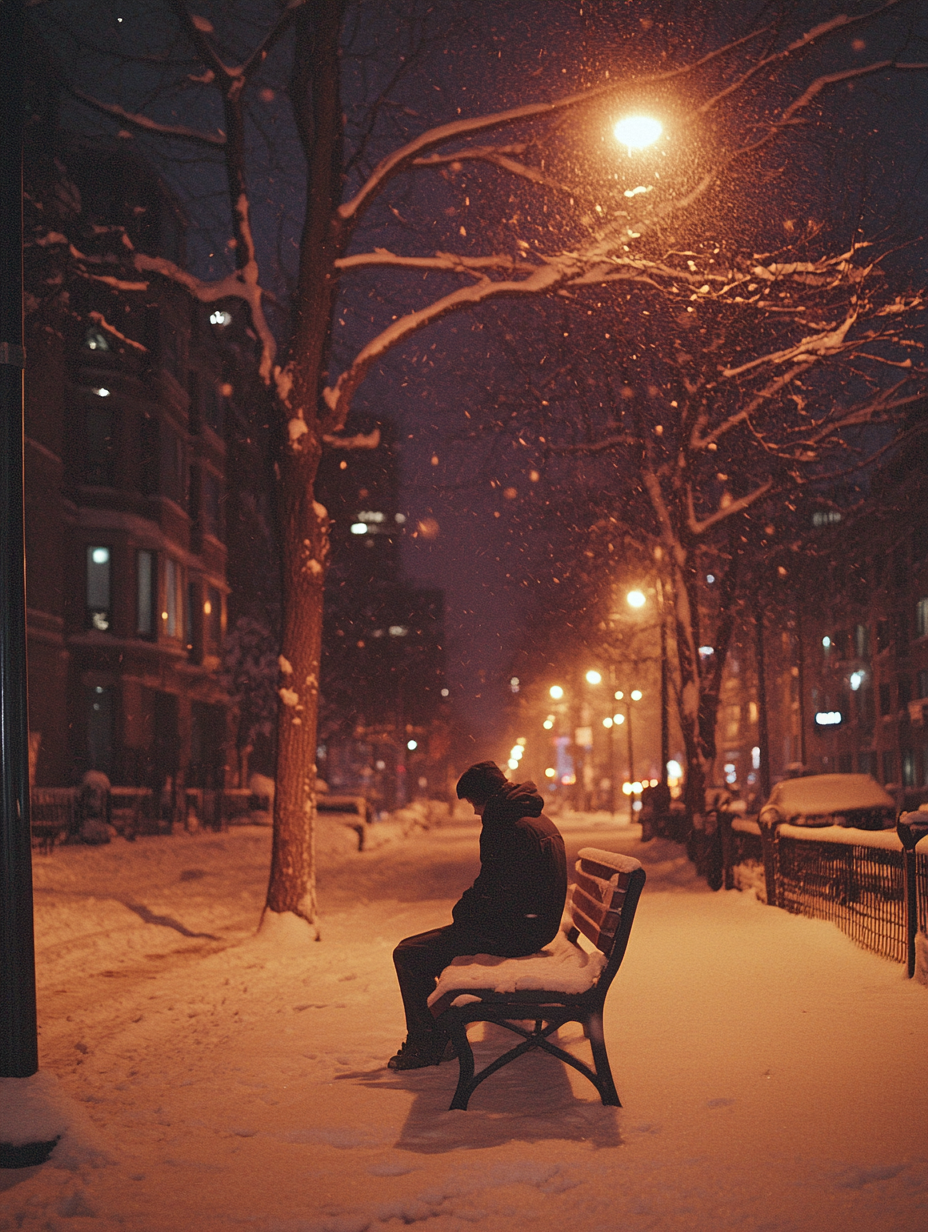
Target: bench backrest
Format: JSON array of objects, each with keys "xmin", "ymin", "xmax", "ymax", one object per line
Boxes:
[{"xmin": 567, "ymin": 847, "xmax": 646, "ymax": 972}]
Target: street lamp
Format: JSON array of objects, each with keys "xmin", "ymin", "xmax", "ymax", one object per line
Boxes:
[{"xmin": 614, "ymin": 115, "xmax": 663, "ymax": 155}]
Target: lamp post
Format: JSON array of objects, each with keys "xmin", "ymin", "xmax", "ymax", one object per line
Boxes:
[
  {"xmin": 626, "ymin": 585, "xmax": 670, "ymax": 789},
  {"xmin": 613, "ymin": 689, "xmax": 642, "ymax": 822}
]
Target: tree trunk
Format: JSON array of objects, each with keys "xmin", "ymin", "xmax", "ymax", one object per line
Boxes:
[
  {"xmin": 263, "ymin": 0, "xmax": 345, "ymax": 931},
  {"xmin": 265, "ymin": 431, "xmax": 329, "ymax": 927}
]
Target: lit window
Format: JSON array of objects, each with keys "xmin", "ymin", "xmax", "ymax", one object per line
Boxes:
[
  {"xmin": 209, "ymin": 309, "xmax": 232, "ymax": 327},
  {"xmin": 84, "ymin": 327, "xmax": 109, "ymax": 351},
  {"xmin": 603, "ymin": 717, "xmax": 613, "ymax": 728},
  {"xmin": 395, "ymin": 513, "xmax": 407, "ymax": 524},
  {"xmin": 917, "ymin": 598, "xmax": 928, "ymax": 639},
  {"xmin": 358, "ymin": 511, "xmax": 386, "ymax": 523},
  {"xmin": 698, "ymin": 646, "xmax": 714, "ymax": 657},
  {"xmin": 388, "ymin": 625, "xmax": 408, "ymax": 637},
  {"xmin": 849, "ymin": 670, "xmax": 865, "ymax": 692},
  {"xmin": 350, "ymin": 523, "xmax": 367, "ymax": 535},
  {"xmin": 164, "ymin": 559, "xmax": 183, "ymax": 638},
  {"xmin": 136, "ymin": 549, "xmax": 154, "ymax": 636},
  {"xmin": 630, "ymin": 689, "xmax": 643, "ymax": 701},
  {"xmin": 822, "ymin": 636, "xmax": 832, "ymax": 649},
  {"xmin": 406, "ymin": 739, "xmax": 417, "ymax": 751},
  {"xmin": 86, "ymin": 546, "xmax": 111, "ymax": 631},
  {"xmin": 440, "ymin": 688, "xmax": 449, "ymax": 697},
  {"xmin": 510, "ymin": 676, "xmax": 520, "ymax": 693},
  {"xmin": 93, "ymin": 387, "xmax": 110, "ymax": 398}
]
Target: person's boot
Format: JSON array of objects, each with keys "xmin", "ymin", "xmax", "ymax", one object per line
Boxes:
[{"xmin": 387, "ymin": 1033, "xmax": 450, "ymax": 1070}]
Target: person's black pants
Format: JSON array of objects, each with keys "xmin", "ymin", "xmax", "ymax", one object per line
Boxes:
[{"xmin": 392, "ymin": 925, "xmax": 503, "ymax": 1041}]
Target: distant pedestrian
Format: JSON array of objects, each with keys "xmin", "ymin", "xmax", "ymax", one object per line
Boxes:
[{"xmin": 388, "ymin": 761, "xmax": 566, "ymax": 1070}]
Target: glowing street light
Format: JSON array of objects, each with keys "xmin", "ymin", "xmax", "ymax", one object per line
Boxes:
[
  {"xmin": 549, "ymin": 684, "xmax": 564, "ymax": 700},
  {"xmin": 626, "ymin": 589, "xmax": 646, "ymax": 609},
  {"xmin": 585, "ymin": 669, "xmax": 602, "ymax": 685},
  {"xmin": 614, "ymin": 115, "xmax": 663, "ymax": 154}
]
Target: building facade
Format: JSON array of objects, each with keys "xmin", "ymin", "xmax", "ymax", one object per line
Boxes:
[{"xmin": 24, "ymin": 135, "xmax": 234, "ymax": 796}]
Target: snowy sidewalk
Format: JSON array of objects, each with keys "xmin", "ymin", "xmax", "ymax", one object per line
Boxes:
[{"xmin": 2, "ymin": 822, "xmax": 926, "ymax": 1232}]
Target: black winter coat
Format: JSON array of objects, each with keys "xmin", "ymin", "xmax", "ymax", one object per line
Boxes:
[{"xmin": 451, "ymin": 780, "xmax": 567, "ymax": 954}]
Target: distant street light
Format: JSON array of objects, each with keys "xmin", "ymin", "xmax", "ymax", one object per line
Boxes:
[
  {"xmin": 585, "ymin": 669, "xmax": 602, "ymax": 685},
  {"xmin": 614, "ymin": 115, "xmax": 663, "ymax": 154},
  {"xmin": 626, "ymin": 589, "xmax": 646, "ymax": 609},
  {"xmin": 549, "ymin": 684, "xmax": 564, "ymax": 700}
]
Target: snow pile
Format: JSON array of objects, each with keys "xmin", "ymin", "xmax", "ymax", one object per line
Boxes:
[
  {"xmin": 428, "ymin": 929, "xmax": 606, "ymax": 1007},
  {"xmin": 386, "ymin": 799, "xmax": 450, "ymax": 833},
  {"xmin": 0, "ymin": 1071, "xmax": 109, "ymax": 1169}
]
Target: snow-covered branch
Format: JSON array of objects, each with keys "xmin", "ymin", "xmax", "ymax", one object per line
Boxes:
[
  {"xmin": 322, "ymin": 262, "xmax": 569, "ymax": 427},
  {"xmin": 335, "ymin": 249, "xmax": 537, "ymax": 276},
  {"xmin": 687, "ymin": 479, "xmax": 773, "ymax": 537},
  {"xmin": 132, "ymin": 253, "xmax": 277, "ymax": 380},
  {"xmin": 71, "ymin": 88, "xmax": 226, "ymax": 146}
]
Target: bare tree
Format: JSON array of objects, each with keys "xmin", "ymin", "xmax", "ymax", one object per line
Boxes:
[{"xmin": 32, "ymin": 0, "xmax": 927, "ymax": 924}]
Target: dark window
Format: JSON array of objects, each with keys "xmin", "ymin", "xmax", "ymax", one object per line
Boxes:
[
  {"xmin": 894, "ymin": 611, "xmax": 909, "ymax": 657},
  {"xmin": 919, "ymin": 670, "xmax": 928, "ymax": 700},
  {"xmin": 86, "ymin": 546, "xmax": 112, "ymax": 631},
  {"xmin": 84, "ymin": 405, "xmax": 116, "ymax": 486},
  {"xmin": 882, "ymin": 749, "xmax": 895, "ymax": 784},
  {"xmin": 86, "ymin": 685, "xmax": 114, "ymax": 775},
  {"xmin": 202, "ymin": 471, "xmax": 223, "ymax": 539},
  {"xmin": 186, "ymin": 370, "xmax": 201, "ymax": 433},
  {"xmin": 160, "ymin": 430, "xmax": 187, "ymax": 508},
  {"xmin": 879, "ymin": 681, "xmax": 892, "ymax": 716},
  {"xmin": 899, "ymin": 676, "xmax": 912, "ymax": 708},
  {"xmin": 877, "ymin": 620, "xmax": 891, "ymax": 653},
  {"xmin": 838, "ymin": 753, "xmax": 853, "ymax": 774},
  {"xmin": 140, "ymin": 415, "xmax": 158, "ymax": 495},
  {"xmin": 136, "ymin": 549, "xmax": 155, "ymax": 637},
  {"xmin": 893, "ymin": 542, "xmax": 908, "ymax": 589},
  {"xmin": 161, "ymin": 321, "xmax": 181, "ymax": 379},
  {"xmin": 203, "ymin": 383, "xmax": 224, "ymax": 435},
  {"xmin": 857, "ymin": 751, "xmax": 874, "ymax": 775}
]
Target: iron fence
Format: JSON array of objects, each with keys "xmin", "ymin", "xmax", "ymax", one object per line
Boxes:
[
  {"xmin": 720, "ymin": 813, "xmax": 928, "ymax": 971},
  {"xmin": 776, "ymin": 837, "xmax": 907, "ymax": 964}
]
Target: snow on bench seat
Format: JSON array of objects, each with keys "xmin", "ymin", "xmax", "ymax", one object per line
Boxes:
[{"xmin": 427, "ymin": 927, "xmax": 607, "ymax": 1009}]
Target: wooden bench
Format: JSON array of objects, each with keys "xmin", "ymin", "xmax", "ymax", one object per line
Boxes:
[{"xmin": 429, "ymin": 847, "xmax": 646, "ymax": 1111}]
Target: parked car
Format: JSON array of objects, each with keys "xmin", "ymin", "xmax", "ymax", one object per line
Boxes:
[{"xmin": 758, "ymin": 774, "xmax": 895, "ymax": 831}]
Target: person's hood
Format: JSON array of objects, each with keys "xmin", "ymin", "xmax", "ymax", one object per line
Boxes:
[{"xmin": 484, "ymin": 779, "xmax": 544, "ymax": 823}]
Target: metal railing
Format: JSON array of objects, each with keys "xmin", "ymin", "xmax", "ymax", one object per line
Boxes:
[{"xmin": 719, "ymin": 812, "xmax": 927, "ymax": 974}]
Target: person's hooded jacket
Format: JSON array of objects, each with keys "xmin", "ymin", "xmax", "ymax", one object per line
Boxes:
[{"xmin": 451, "ymin": 780, "xmax": 566, "ymax": 954}]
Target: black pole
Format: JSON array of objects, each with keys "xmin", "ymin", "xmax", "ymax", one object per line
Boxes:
[
  {"xmin": 795, "ymin": 601, "xmax": 807, "ymax": 769},
  {"xmin": 659, "ymin": 581, "xmax": 669, "ymax": 787},
  {"xmin": 1, "ymin": 0, "xmax": 40, "ymax": 1080}
]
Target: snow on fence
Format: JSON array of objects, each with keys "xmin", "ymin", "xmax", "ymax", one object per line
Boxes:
[{"xmin": 720, "ymin": 814, "xmax": 928, "ymax": 975}]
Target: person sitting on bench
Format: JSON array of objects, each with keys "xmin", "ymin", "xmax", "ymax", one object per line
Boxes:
[{"xmin": 389, "ymin": 760, "xmax": 567, "ymax": 1070}]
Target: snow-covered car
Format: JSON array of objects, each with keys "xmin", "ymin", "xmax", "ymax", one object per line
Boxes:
[{"xmin": 758, "ymin": 774, "xmax": 895, "ymax": 831}]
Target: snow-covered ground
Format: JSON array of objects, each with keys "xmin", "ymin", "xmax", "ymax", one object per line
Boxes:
[{"xmin": 2, "ymin": 815, "xmax": 926, "ymax": 1232}]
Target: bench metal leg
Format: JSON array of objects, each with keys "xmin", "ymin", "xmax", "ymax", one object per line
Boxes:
[{"xmin": 587, "ymin": 1012, "xmax": 620, "ymax": 1106}]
